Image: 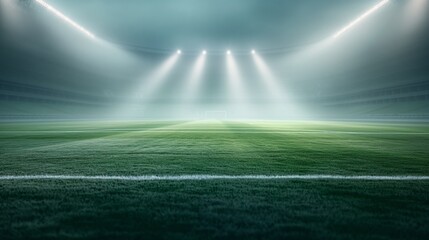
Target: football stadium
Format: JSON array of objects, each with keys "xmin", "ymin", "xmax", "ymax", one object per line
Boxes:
[{"xmin": 1, "ymin": 0, "xmax": 429, "ymax": 239}]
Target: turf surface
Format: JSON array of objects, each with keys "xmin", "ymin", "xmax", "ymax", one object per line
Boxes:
[{"xmin": 1, "ymin": 120, "xmax": 429, "ymax": 239}]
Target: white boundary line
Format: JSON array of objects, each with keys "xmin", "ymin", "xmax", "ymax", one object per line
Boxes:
[
  {"xmin": 0, "ymin": 175, "xmax": 429, "ymax": 181},
  {"xmin": 2, "ymin": 130, "xmax": 429, "ymax": 135}
]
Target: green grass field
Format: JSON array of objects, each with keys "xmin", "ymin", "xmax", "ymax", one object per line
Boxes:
[{"xmin": 1, "ymin": 120, "xmax": 429, "ymax": 239}]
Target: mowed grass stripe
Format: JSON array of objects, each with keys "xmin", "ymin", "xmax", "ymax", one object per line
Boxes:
[
  {"xmin": 1, "ymin": 175, "xmax": 429, "ymax": 181},
  {"xmin": 1, "ymin": 121, "xmax": 428, "ymax": 176}
]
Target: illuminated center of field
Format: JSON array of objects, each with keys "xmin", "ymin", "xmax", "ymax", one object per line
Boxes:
[{"xmin": 1, "ymin": 175, "xmax": 429, "ymax": 181}]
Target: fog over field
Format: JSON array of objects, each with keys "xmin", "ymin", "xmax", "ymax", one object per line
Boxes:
[{"xmin": 1, "ymin": 0, "xmax": 428, "ymax": 120}]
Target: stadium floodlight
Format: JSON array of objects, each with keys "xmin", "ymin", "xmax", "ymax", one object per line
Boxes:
[
  {"xmin": 130, "ymin": 53, "xmax": 179, "ymax": 93},
  {"xmin": 182, "ymin": 51, "xmax": 206, "ymax": 101},
  {"xmin": 177, "ymin": 49, "xmax": 182, "ymax": 54},
  {"xmin": 34, "ymin": 0, "xmax": 96, "ymax": 39},
  {"xmin": 251, "ymin": 52, "xmax": 283, "ymax": 98},
  {"xmin": 134, "ymin": 52, "xmax": 180, "ymax": 99},
  {"xmin": 113, "ymin": 52, "xmax": 180, "ymax": 118},
  {"xmin": 333, "ymin": 0, "xmax": 389, "ymax": 39},
  {"xmin": 189, "ymin": 51, "xmax": 206, "ymax": 85},
  {"xmin": 226, "ymin": 51, "xmax": 247, "ymax": 101},
  {"xmin": 251, "ymin": 51, "xmax": 305, "ymax": 117}
]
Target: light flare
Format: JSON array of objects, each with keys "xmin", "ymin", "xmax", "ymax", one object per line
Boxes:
[
  {"xmin": 333, "ymin": 0, "xmax": 389, "ymax": 38},
  {"xmin": 34, "ymin": 0, "xmax": 95, "ymax": 39}
]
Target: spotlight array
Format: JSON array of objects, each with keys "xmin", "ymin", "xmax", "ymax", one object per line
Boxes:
[{"xmin": 173, "ymin": 49, "xmax": 258, "ymax": 55}]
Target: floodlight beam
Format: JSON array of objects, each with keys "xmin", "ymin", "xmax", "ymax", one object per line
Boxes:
[
  {"xmin": 226, "ymin": 53, "xmax": 247, "ymax": 101},
  {"xmin": 251, "ymin": 53, "xmax": 282, "ymax": 98},
  {"xmin": 333, "ymin": 0, "xmax": 389, "ymax": 38},
  {"xmin": 34, "ymin": 0, "xmax": 96, "ymax": 39},
  {"xmin": 182, "ymin": 53, "xmax": 206, "ymax": 101},
  {"xmin": 113, "ymin": 52, "xmax": 180, "ymax": 119}
]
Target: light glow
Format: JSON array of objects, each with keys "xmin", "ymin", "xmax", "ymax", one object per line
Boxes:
[
  {"xmin": 177, "ymin": 49, "xmax": 182, "ymax": 54},
  {"xmin": 226, "ymin": 52, "xmax": 247, "ymax": 101},
  {"xmin": 227, "ymin": 50, "xmax": 231, "ymax": 55},
  {"xmin": 139, "ymin": 53, "xmax": 180, "ymax": 98},
  {"xmin": 333, "ymin": 0, "xmax": 389, "ymax": 38},
  {"xmin": 34, "ymin": 0, "xmax": 95, "ymax": 39},
  {"xmin": 202, "ymin": 50, "xmax": 207, "ymax": 55},
  {"xmin": 182, "ymin": 52, "xmax": 206, "ymax": 101},
  {"xmin": 251, "ymin": 49, "xmax": 256, "ymax": 54},
  {"xmin": 402, "ymin": 0, "xmax": 428, "ymax": 32},
  {"xmin": 114, "ymin": 52, "xmax": 180, "ymax": 119},
  {"xmin": 252, "ymin": 52, "xmax": 305, "ymax": 118},
  {"xmin": 251, "ymin": 52, "xmax": 282, "ymax": 98}
]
